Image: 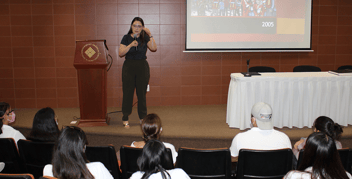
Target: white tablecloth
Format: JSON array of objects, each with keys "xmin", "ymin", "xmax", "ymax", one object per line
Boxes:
[{"xmin": 226, "ymin": 72, "xmax": 352, "ymax": 130}]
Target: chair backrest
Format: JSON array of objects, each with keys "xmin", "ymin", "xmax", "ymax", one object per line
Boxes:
[
  {"xmin": 236, "ymin": 148, "xmax": 293, "ymax": 179},
  {"xmin": 249, "ymin": 66, "xmax": 276, "ymax": 73},
  {"xmin": 17, "ymin": 140, "xmax": 55, "ymax": 179},
  {"xmin": 293, "ymin": 65, "xmax": 321, "ymax": 72},
  {"xmin": 176, "ymin": 147, "xmax": 232, "ymax": 179},
  {"xmin": 0, "ymin": 174, "xmax": 34, "ymax": 179},
  {"xmin": 297, "ymin": 148, "xmax": 351, "ymax": 173},
  {"xmin": 337, "ymin": 65, "xmax": 352, "ymax": 70},
  {"xmin": 0, "ymin": 138, "xmax": 24, "ymax": 173},
  {"xmin": 120, "ymin": 145, "xmax": 173, "ymax": 179},
  {"xmin": 85, "ymin": 145, "xmax": 121, "ymax": 179},
  {"xmin": 39, "ymin": 177, "xmax": 57, "ymax": 179}
]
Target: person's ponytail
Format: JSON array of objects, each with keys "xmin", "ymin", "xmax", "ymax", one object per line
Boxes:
[
  {"xmin": 333, "ymin": 123, "xmax": 343, "ymax": 140},
  {"xmin": 314, "ymin": 116, "xmax": 343, "ymax": 140}
]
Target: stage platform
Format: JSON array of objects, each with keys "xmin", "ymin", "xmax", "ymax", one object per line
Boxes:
[{"xmin": 13, "ymin": 105, "xmax": 352, "ymax": 150}]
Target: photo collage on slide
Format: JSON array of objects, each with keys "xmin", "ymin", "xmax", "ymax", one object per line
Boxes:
[{"xmin": 191, "ymin": 0, "xmax": 276, "ymax": 17}]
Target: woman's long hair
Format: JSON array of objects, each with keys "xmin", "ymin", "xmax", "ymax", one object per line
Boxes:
[
  {"xmin": 0, "ymin": 102, "xmax": 10, "ymax": 134},
  {"xmin": 127, "ymin": 17, "xmax": 146, "ymax": 46},
  {"xmin": 298, "ymin": 132, "xmax": 349, "ymax": 179},
  {"xmin": 141, "ymin": 113, "xmax": 162, "ymax": 142},
  {"xmin": 52, "ymin": 126, "xmax": 94, "ymax": 179},
  {"xmin": 137, "ymin": 139, "xmax": 172, "ymax": 179},
  {"xmin": 28, "ymin": 107, "xmax": 60, "ymax": 142},
  {"xmin": 313, "ymin": 116, "xmax": 343, "ymax": 140}
]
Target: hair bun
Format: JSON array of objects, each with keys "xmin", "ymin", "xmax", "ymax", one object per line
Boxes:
[{"xmin": 333, "ymin": 123, "xmax": 343, "ymax": 139}]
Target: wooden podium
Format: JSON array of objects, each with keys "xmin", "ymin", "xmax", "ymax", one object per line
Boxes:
[{"xmin": 74, "ymin": 40, "xmax": 110, "ymax": 127}]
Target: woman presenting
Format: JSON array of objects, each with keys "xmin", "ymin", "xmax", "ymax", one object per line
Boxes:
[{"xmin": 118, "ymin": 17, "xmax": 157, "ymax": 128}]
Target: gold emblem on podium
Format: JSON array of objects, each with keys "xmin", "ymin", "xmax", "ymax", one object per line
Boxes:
[{"xmin": 81, "ymin": 44, "xmax": 100, "ymax": 62}]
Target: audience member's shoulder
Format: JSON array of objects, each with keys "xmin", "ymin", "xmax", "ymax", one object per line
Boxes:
[
  {"xmin": 130, "ymin": 171, "xmax": 144, "ymax": 179},
  {"xmin": 87, "ymin": 161, "xmax": 105, "ymax": 168},
  {"xmin": 87, "ymin": 162, "xmax": 113, "ymax": 179},
  {"xmin": 232, "ymin": 128, "xmax": 252, "ymax": 139},
  {"xmin": 273, "ymin": 128, "xmax": 289, "ymax": 136},
  {"xmin": 169, "ymin": 168, "xmax": 190, "ymax": 179},
  {"xmin": 284, "ymin": 170, "xmax": 311, "ymax": 179},
  {"xmin": 347, "ymin": 171, "xmax": 352, "ymax": 179},
  {"xmin": 43, "ymin": 164, "xmax": 53, "ymax": 176},
  {"xmin": 43, "ymin": 164, "xmax": 53, "ymax": 170},
  {"xmin": 163, "ymin": 142, "xmax": 175, "ymax": 148}
]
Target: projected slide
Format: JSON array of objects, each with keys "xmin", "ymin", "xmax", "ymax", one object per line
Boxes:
[{"xmin": 186, "ymin": 0, "xmax": 312, "ymax": 50}]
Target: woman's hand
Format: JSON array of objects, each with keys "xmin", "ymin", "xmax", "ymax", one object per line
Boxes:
[
  {"xmin": 119, "ymin": 40, "xmax": 138, "ymax": 57},
  {"xmin": 143, "ymin": 27, "xmax": 151, "ymax": 36},
  {"xmin": 130, "ymin": 40, "xmax": 138, "ymax": 47},
  {"xmin": 142, "ymin": 26, "xmax": 157, "ymax": 52},
  {"xmin": 294, "ymin": 139, "xmax": 305, "ymax": 150}
]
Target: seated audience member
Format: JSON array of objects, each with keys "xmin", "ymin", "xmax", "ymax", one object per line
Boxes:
[
  {"xmin": 27, "ymin": 107, "xmax": 60, "ymax": 142},
  {"xmin": 284, "ymin": 132, "xmax": 352, "ymax": 179},
  {"xmin": 43, "ymin": 126, "xmax": 113, "ymax": 179},
  {"xmin": 229, "ymin": 102, "xmax": 292, "ymax": 159},
  {"xmin": 0, "ymin": 102, "xmax": 26, "ymax": 144},
  {"xmin": 130, "ymin": 113, "xmax": 177, "ymax": 164},
  {"xmin": 130, "ymin": 139, "xmax": 190, "ymax": 179},
  {"xmin": 0, "ymin": 162, "xmax": 4, "ymax": 172},
  {"xmin": 293, "ymin": 116, "xmax": 343, "ymax": 159}
]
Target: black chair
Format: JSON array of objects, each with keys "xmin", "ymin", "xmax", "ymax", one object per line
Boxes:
[
  {"xmin": 349, "ymin": 149, "xmax": 352, "ymax": 174},
  {"xmin": 249, "ymin": 66, "xmax": 276, "ymax": 73},
  {"xmin": 293, "ymin": 65, "xmax": 321, "ymax": 72},
  {"xmin": 176, "ymin": 147, "xmax": 232, "ymax": 179},
  {"xmin": 0, "ymin": 138, "xmax": 24, "ymax": 174},
  {"xmin": 17, "ymin": 140, "xmax": 55, "ymax": 179},
  {"xmin": 297, "ymin": 148, "xmax": 351, "ymax": 173},
  {"xmin": 120, "ymin": 145, "xmax": 173, "ymax": 179},
  {"xmin": 236, "ymin": 148, "xmax": 293, "ymax": 179},
  {"xmin": 85, "ymin": 145, "xmax": 121, "ymax": 179},
  {"xmin": 0, "ymin": 174, "xmax": 34, "ymax": 179},
  {"xmin": 337, "ymin": 65, "xmax": 352, "ymax": 70}
]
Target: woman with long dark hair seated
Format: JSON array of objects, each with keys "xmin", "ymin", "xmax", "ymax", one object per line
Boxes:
[
  {"xmin": 130, "ymin": 139, "xmax": 190, "ymax": 179},
  {"xmin": 284, "ymin": 132, "xmax": 351, "ymax": 179},
  {"xmin": 43, "ymin": 126, "xmax": 113, "ymax": 179},
  {"xmin": 293, "ymin": 116, "xmax": 343, "ymax": 159},
  {"xmin": 28, "ymin": 107, "xmax": 60, "ymax": 142}
]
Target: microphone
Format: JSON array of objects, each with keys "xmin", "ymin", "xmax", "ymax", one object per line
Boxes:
[
  {"xmin": 133, "ymin": 34, "xmax": 137, "ymax": 51},
  {"xmin": 244, "ymin": 59, "xmax": 251, "ymax": 77}
]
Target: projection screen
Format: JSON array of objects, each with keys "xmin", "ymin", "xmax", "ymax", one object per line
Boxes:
[{"xmin": 186, "ymin": 0, "xmax": 313, "ymax": 51}]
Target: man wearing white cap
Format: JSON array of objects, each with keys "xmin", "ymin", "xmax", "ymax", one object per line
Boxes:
[{"xmin": 229, "ymin": 102, "xmax": 292, "ymax": 159}]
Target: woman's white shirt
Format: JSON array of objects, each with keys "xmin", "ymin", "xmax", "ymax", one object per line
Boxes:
[
  {"xmin": 130, "ymin": 168, "xmax": 190, "ymax": 179},
  {"xmin": 284, "ymin": 167, "xmax": 352, "ymax": 179},
  {"xmin": 43, "ymin": 162, "xmax": 113, "ymax": 179},
  {"xmin": 0, "ymin": 124, "xmax": 26, "ymax": 145}
]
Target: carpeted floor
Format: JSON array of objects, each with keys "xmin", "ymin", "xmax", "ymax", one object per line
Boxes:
[{"xmin": 13, "ymin": 104, "xmax": 352, "ymax": 151}]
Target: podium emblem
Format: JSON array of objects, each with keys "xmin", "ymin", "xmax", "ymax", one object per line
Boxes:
[{"xmin": 81, "ymin": 44, "xmax": 101, "ymax": 62}]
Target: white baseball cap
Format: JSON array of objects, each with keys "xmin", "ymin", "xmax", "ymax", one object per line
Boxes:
[{"xmin": 251, "ymin": 102, "xmax": 273, "ymax": 130}]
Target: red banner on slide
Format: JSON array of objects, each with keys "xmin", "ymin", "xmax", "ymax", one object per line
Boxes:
[{"xmin": 191, "ymin": 34, "xmax": 304, "ymax": 42}]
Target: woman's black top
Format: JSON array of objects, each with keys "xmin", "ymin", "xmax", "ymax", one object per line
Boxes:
[{"xmin": 121, "ymin": 34, "xmax": 150, "ymax": 60}]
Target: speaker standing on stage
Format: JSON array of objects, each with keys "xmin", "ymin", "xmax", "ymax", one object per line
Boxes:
[{"xmin": 119, "ymin": 17, "xmax": 157, "ymax": 128}]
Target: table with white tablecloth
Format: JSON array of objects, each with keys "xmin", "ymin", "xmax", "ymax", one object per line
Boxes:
[{"xmin": 226, "ymin": 72, "xmax": 352, "ymax": 130}]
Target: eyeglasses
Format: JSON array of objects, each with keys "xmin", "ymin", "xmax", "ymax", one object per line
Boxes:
[
  {"xmin": 132, "ymin": 25, "xmax": 143, "ymax": 28},
  {"xmin": 7, "ymin": 110, "xmax": 14, "ymax": 116}
]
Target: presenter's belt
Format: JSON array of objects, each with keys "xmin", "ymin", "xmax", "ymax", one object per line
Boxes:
[{"xmin": 126, "ymin": 58, "xmax": 147, "ymax": 61}]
